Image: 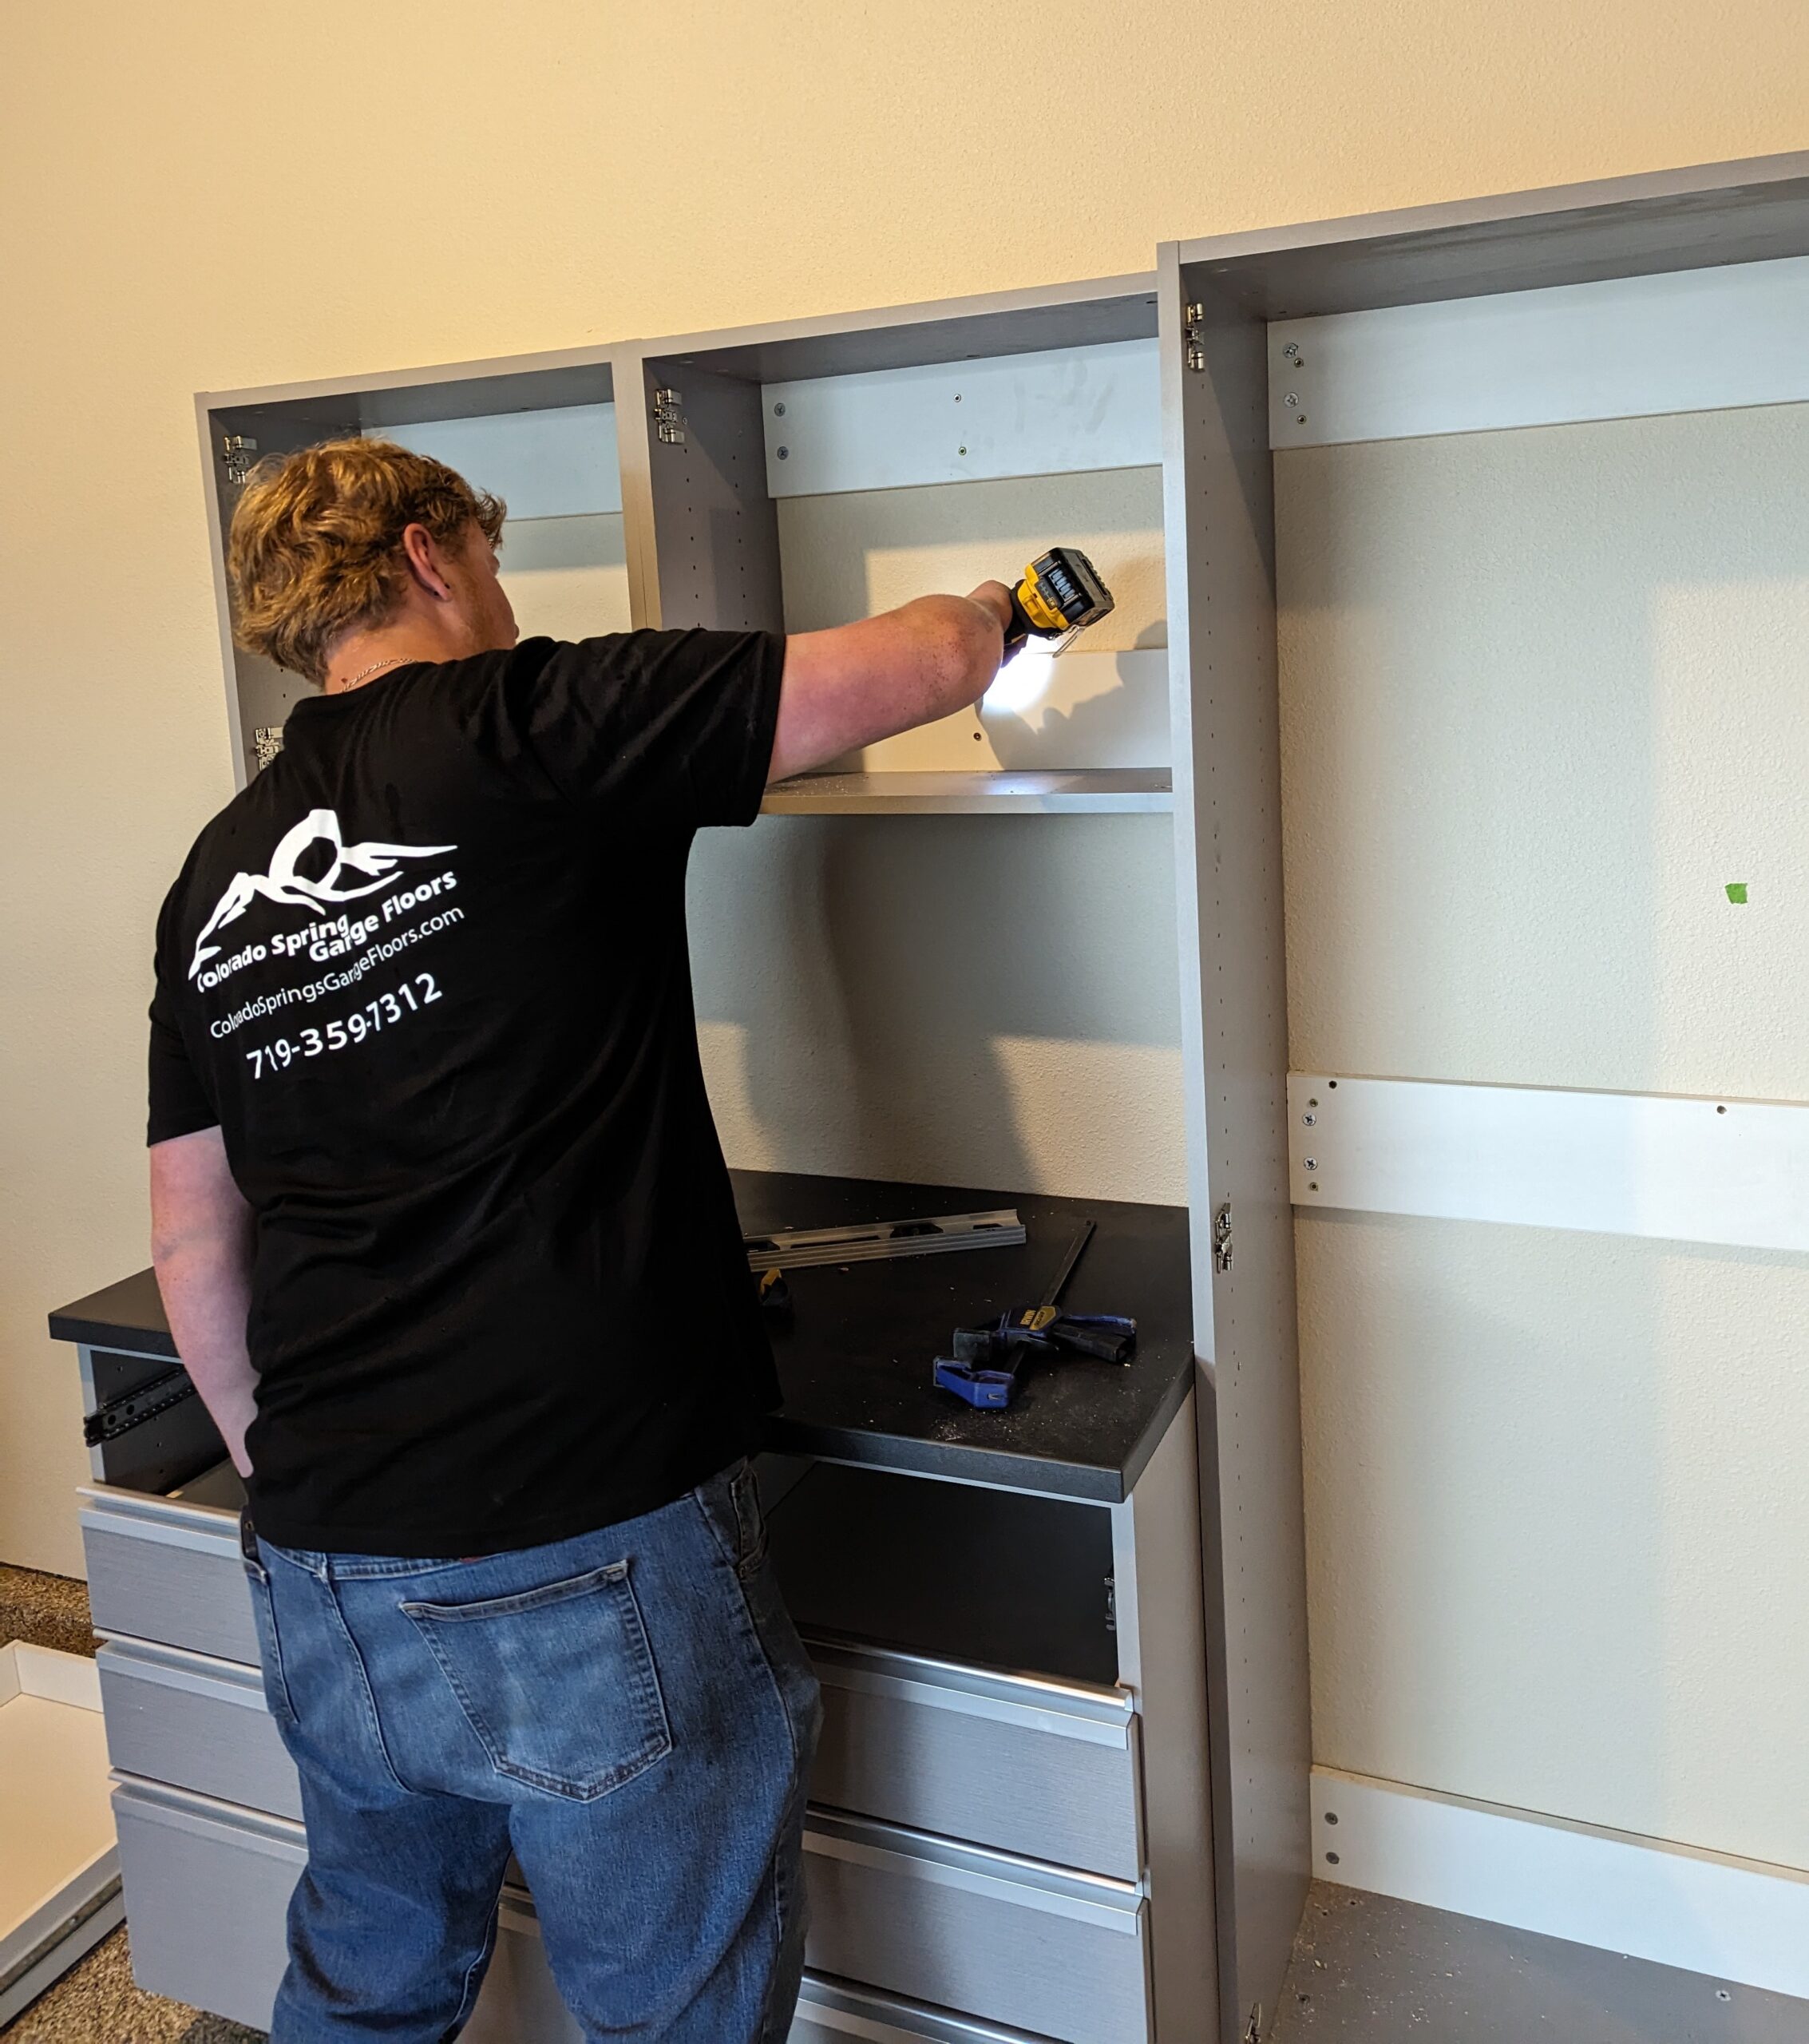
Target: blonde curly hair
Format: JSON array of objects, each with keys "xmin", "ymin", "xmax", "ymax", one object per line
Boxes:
[{"xmin": 227, "ymin": 439, "xmax": 505, "ymax": 683}]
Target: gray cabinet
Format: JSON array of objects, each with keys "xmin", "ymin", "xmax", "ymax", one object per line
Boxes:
[{"xmin": 70, "ymin": 1392, "xmax": 1204, "ymax": 2044}]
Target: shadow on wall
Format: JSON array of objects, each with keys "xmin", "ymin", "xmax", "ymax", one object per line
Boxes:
[{"xmin": 686, "ymin": 812, "xmax": 1186, "ymax": 1203}]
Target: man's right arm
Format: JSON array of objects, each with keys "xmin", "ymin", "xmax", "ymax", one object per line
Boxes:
[{"xmin": 767, "ymin": 583, "xmax": 1014, "ymax": 785}]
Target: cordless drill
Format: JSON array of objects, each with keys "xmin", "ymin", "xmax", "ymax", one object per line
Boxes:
[{"xmin": 1000, "ymin": 547, "xmax": 1115, "ymax": 657}]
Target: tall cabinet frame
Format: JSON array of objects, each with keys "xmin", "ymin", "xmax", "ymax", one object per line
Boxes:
[
  {"xmin": 615, "ymin": 275, "xmax": 1303, "ymax": 2042},
  {"xmin": 1158, "ymin": 147, "xmax": 1809, "ymax": 2036}
]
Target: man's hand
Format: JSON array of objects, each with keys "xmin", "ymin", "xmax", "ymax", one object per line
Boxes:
[
  {"xmin": 769, "ymin": 584, "xmax": 1013, "ymax": 784},
  {"xmin": 149, "ymin": 1127, "xmax": 258, "ymax": 1477}
]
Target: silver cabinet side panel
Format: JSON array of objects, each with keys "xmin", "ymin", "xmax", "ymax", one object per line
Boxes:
[{"xmin": 1158, "ymin": 249, "xmax": 1310, "ymax": 2039}]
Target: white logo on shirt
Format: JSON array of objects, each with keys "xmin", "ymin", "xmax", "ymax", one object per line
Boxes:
[{"xmin": 189, "ymin": 809, "xmax": 457, "ymax": 980}]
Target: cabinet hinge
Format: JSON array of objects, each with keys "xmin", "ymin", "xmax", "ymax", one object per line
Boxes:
[
  {"xmin": 1213, "ymin": 1201, "xmax": 1234, "ymax": 1274},
  {"xmin": 652, "ymin": 386, "xmax": 687, "ymax": 446},
  {"xmin": 1244, "ymin": 2005, "xmax": 1264, "ymax": 2044},
  {"xmin": 251, "ymin": 725, "xmax": 286, "ymax": 773},
  {"xmin": 221, "ymin": 433, "xmax": 259, "ymax": 485},
  {"xmin": 1185, "ymin": 302, "xmax": 1208, "ymax": 373}
]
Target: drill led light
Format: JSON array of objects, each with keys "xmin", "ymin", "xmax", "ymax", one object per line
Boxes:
[{"xmin": 984, "ymin": 646, "xmax": 1056, "ymax": 718}]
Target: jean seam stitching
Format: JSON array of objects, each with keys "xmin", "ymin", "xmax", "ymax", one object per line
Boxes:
[
  {"xmin": 446, "ymin": 1879, "xmax": 507, "ymax": 2035},
  {"xmin": 244, "ymin": 1567, "xmax": 300, "ymax": 1732},
  {"xmin": 693, "ymin": 1486, "xmax": 742, "ymax": 1576},
  {"xmin": 725, "ymin": 1560, "xmax": 807, "ymax": 2044},
  {"xmin": 320, "ymin": 1575, "xmax": 414, "ymax": 1796}
]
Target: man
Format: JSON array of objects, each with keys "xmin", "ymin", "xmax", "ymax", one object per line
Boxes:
[{"xmin": 147, "ymin": 436, "xmax": 1021, "ymax": 2042}]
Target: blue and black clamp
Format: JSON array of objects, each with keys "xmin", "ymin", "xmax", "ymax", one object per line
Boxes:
[{"xmin": 932, "ymin": 1220, "xmax": 1137, "ymax": 1411}]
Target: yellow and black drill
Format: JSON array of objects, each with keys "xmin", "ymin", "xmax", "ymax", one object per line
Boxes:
[{"xmin": 1000, "ymin": 546, "xmax": 1115, "ymax": 657}]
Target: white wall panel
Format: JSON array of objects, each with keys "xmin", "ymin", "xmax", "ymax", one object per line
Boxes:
[
  {"xmin": 1280, "ymin": 401, "xmax": 1809, "ymax": 1878},
  {"xmin": 1278, "ymin": 405, "xmax": 1809, "ymax": 1100},
  {"xmin": 1269, "ymin": 255, "xmax": 1809, "ymax": 447},
  {"xmin": 1296, "ymin": 1210, "xmax": 1809, "ymax": 1872}
]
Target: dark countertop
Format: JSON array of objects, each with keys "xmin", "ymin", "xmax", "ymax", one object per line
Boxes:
[{"xmin": 49, "ymin": 1170, "xmax": 1197, "ymax": 1503}]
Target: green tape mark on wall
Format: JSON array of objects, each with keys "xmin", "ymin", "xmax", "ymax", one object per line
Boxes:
[{"xmin": 1725, "ymin": 882, "xmax": 1749, "ymax": 904}]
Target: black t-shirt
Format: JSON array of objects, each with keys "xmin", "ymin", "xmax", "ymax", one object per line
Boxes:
[{"xmin": 148, "ymin": 631, "xmax": 785, "ymax": 1557}]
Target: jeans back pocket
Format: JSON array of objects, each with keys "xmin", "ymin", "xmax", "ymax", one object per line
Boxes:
[{"xmin": 402, "ymin": 1560, "xmax": 671, "ymax": 1801}]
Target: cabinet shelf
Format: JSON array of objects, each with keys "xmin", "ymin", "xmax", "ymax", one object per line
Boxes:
[{"xmin": 760, "ymin": 768, "xmax": 1173, "ymax": 816}]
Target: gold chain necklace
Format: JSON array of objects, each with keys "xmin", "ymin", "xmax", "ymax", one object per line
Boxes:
[{"xmin": 335, "ymin": 655, "xmax": 411, "ymax": 693}]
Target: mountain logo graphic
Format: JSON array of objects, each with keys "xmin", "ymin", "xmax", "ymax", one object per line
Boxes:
[{"xmin": 189, "ymin": 808, "xmax": 457, "ymax": 980}]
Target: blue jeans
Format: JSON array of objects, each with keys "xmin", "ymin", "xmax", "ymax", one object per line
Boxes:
[{"xmin": 243, "ymin": 1462, "xmax": 821, "ymax": 2042}]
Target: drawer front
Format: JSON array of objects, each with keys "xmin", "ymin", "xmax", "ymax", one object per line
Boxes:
[
  {"xmin": 80, "ymin": 1488, "xmax": 256, "ymax": 1665},
  {"xmin": 112, "ymin": 1778, "xmax": 303, "ymax": 2030},
  {"xmin": 112, "ymin": 1781, "xmax": 569, "ymax": 2039},
  {"xmin": 809, "ymin": 1639, "xmax": 1140, "ymax": 1880},
  {"xmin": 803, "ymin": 1814, "xmax": 1149, "ymax": 2044},
  {"xmin": 98, "ymin": 1639, "xmax": 300, "ymax": 1820},
  {"xmin": 793, "ymin": 1975, "xmax": 1059, "ymax": 2042}
]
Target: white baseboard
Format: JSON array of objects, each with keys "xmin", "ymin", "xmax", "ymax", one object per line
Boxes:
[{"xmin": 1312, "ymin": 1766, "xmax": 1809, "ymax": 2002}]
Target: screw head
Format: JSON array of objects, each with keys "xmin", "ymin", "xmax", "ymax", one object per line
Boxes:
[
  {"xmin": 1303, "ymin": 1112, "xmax": 1316, "ymax": 1126},
  {"xmin": 1285, "ymin": 391, "xmax": 1300, "ymax": 407},
  {"xmin": 1284, "ymin": 342, "xmax": 1300, "ymax": 360},
  {"xmin": 773, "ymin": 401, "xmax": 786, "ymax": 416},
  {"xmin": 1304, "ymin": 1158, "xmax": 1317, "ymax": 1171},
  {"xmin": 776, "ymin": 446, "xmax": 790, "ymax": 461}
]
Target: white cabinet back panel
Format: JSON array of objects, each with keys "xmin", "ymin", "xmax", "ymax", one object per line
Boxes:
[
  {"xmin": 689, "ymin": 814, "xmax": 1184, "ymax": 1205},
  {"xmin": 374, "ymin": 404, "xmax": 621, "ymax": 517},
  {"xmin": 778, "ymin": 466, "xmax": 1167, "ymax": 776},
  {"xmin": 496, "ymin": 513, "xmax": 631, "ymax": 643},
  {"xmin": 1278, "ymin": 404, "xmax": 1809, "ymax": 1100}
]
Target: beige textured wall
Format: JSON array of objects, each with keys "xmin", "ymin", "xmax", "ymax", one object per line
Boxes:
[
  {"xmin": 0, "ymin": 5, "xmax": 1803, "ymax": 1625},
  {"xmin": 1279, "ymin": 409, "xmax": 1809, "ymax": 1867}
]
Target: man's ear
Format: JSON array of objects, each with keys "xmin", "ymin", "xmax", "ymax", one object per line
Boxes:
[{"xmin": 399, "ymin": 523, "xmax": 457, "ymax": 602}]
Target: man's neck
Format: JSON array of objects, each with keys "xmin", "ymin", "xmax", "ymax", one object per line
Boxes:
[{"xmin": 322, "ymin": 628, "xmax": 455, "ymax": 695}]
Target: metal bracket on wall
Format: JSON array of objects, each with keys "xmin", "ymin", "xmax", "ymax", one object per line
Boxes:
[
  {"xmin": 651, "ymin": 387, "xmax": 687, "ymax": 446},
  {"xmin": 1185, "ymin": 303, "xmax": 1208, "ymax": 372},
  {"xmin": 221, "ymin": 433, "xmax": 259, "ymax": 485}
]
